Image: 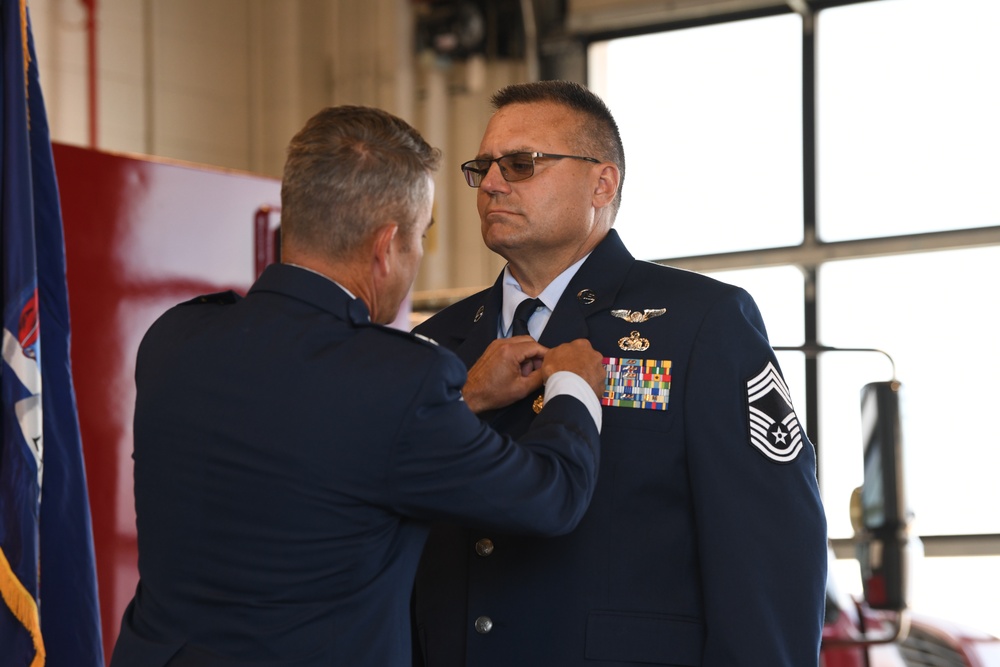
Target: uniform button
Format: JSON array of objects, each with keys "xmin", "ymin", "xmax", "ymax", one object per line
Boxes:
[
  {"xmin": 474, "ymin": 616, "xmax": 493, "ymax": 634},
  {"xmin": 474, "ymin": 538, "xmax": 494, "ymax": 557}
]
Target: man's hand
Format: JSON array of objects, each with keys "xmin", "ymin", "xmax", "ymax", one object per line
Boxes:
[
  {"xmin": 541, "ymin": 339, "xmax": 605, "ymax": 398},
  {"xmin": 462, "ymin": 336, "xmax": 548, "ymax": 413}
]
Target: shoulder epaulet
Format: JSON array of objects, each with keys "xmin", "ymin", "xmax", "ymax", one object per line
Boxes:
[
  {"xmin": 413, "ymin": 332, "xmax": 440, "ymax": 346},
  {"xmin": 360, "ymin": 322, "xmax": 441, "ymax": 348},
  {"xmin": 181, "ymin": 290, "xmax": 241, "ymax": 306}
]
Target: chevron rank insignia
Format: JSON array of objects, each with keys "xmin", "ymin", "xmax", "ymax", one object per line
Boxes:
[
  {"xmin": 601, "ymin": 357, "xmax": 671, "ymax": 411},
  {"xmin": 746, "ymin": 362, "xmax": 804, "ymax": 463}
]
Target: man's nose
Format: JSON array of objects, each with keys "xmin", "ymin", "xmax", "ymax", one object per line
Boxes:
[{"xmin": 479, "ymin": 160, "xmax": 511, "ymax": 193}]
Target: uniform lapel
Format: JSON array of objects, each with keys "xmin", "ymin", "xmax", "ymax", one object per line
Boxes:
[
  {"xmin": 451, "ymin": 276, "xmax": 504, "ymax": 369},
  {"xmin": 539, "ymin": 229, "xmax": 635, "ymax": 347}
]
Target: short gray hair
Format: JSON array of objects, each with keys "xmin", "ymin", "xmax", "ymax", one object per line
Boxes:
[{"xmin": 281, "ymin": 106, "xmax": 441, "ymax": 259}]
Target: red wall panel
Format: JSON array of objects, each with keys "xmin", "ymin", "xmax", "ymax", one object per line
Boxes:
[{"xmin": 54, "ymin": 143, "xmax": 280, "ymax": 662}]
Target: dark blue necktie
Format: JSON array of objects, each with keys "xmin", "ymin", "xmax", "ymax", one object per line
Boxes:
[{"xmin": 512, "ymin": 298, "xmax": 543, "ymax": 337}]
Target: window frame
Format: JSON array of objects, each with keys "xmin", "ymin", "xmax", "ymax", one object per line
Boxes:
[{"xmin": 582, "ymin": 0, "xmax": 1000, "ymax": 562}]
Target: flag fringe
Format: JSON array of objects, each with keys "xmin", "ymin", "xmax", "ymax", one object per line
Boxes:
[
  {"xmin": 19, "ymin": 0, "xmax": 28, "ymax": 79},
  {"xmin": 0, "ymin": 547, "xmax": 46, "ymax": 667}
]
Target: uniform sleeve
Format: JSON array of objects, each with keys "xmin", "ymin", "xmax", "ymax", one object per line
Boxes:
[
  {"xmin": 544, "ymin": 370, "xmax": 603, "ymax": 431},
  {"xmin": 385, "ymin": 349, "xmax": 601, "ymax": 536},
  {"xmin": 685, "ymin": 287, "xmax": 828, "ymax": 666}
]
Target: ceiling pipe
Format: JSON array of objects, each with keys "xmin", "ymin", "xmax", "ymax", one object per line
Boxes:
[
  {"xmin": 80, "ymin": 0, "xmax": 97, "ymax": 147},
  {"xmin": 519, "ymin": 0, "xmax": 538, "ymax": 81}
]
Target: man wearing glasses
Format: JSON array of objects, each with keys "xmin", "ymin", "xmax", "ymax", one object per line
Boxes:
[{"xmin": 412, "ymin": 81, "xmax": 828, "ymax": 666}]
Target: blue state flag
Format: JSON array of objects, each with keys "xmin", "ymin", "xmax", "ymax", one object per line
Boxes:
[{"xmin": 1, "ymin": 1, "xmax": 104, "ymax": 665}]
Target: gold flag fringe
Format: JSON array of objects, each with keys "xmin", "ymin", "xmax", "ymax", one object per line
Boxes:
[{"xmin": 0, "ymin": 547, "xmax": 47, "ymax": 666}]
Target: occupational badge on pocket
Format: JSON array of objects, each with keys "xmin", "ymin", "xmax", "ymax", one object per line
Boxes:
[
  {"xmin": 601, "ymin": 357, "xmax": 671, "ymax": 411},
  {"xmin": 617, "ymin": 331, "xmax": 650, "ymax": 352}
]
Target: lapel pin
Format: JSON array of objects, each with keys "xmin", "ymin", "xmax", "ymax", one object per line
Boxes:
[
  {"xmin": 473, "ymin": 306, "xmax": 484, "ymax": 322},
  {"xmin": 577, "ymin": 289, "xmax": 596, "ymax": 305}
]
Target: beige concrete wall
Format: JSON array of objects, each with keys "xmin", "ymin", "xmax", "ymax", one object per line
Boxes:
[
  {"xmin": 29, "ymin": 0, "xmax": 524, "ymax": 296},
  {"xmin": 31, "ymin": 0, "xmax": 318, "ymax": 175}
]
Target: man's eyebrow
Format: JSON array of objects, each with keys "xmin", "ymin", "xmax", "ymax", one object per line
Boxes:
[{"xmin": 472, "ymin": 148, "xmax": 533, "ymax": 160}]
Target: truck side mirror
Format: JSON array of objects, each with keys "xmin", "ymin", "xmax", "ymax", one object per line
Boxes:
[{"xmin": 853, "ymin": 380, "xmax": 911, "ymax": 612}]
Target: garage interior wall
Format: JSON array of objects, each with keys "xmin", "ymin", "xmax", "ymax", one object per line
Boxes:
[{"xmin": 29, "ymin": 0, "xmax": 515, "ymax": 296}]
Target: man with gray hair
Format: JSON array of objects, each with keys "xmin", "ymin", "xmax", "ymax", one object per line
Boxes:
[{"xmin": 110, "ymin": 105, "xmax": 606, "ymax": 667}]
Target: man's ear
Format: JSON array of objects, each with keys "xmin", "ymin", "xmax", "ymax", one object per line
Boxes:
[
  {"xmin": 593, "ymin": 163, "xmax": 620, "ymax": 209},
  {"xmin": 372, "ymin": 223, "xmax": 399, "ymax": 277}
]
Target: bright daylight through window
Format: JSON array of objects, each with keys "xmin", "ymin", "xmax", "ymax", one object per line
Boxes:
[{"xmin": 589, "ymin": 0, "xmax": 1000, "ymax": 639}]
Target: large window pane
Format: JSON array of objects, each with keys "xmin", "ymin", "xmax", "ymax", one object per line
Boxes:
[
  {"xmin": 910, "ymin": 556, "xmax": 1000, "ymax": 639},
  {"xmin": 817, "ymin": 248, "xmax": 1000, "ymax": 539},
  {"xmin": 705, "ymin": 266, "xmax": 807, "ymax": 421},
  {"xmin": 590, "ymin": 14, "xmax": 802, "ymax": 259},
  {"xmin": 817, "ymin": 0, "xmax": 1000, "ymax": 241},
  {"xmin": 832, "ymin": 555, "xmax": 1000, "ymax": 640}
]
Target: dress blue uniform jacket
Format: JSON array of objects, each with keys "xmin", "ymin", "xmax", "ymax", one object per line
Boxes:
[
  {"xmin": 412, "ymin": 230, "xmax": 828, "ymax": 667},
  {"xmin": 109, "ymin": 263, "xmax": 600, "ymax": 667}
]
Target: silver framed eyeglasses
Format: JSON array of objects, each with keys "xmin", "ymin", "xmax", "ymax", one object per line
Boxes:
[{"xmin": 460, "ymin": 152, "xmax": 599, "ymax": 188}]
